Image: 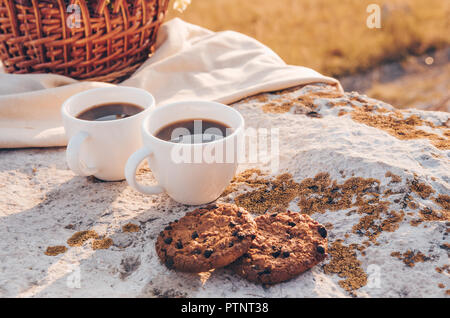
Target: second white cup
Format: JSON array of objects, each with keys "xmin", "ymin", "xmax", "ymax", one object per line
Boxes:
[{"xmin": 125, "ymin": 101, "xmax": 245, "ymax": 205}]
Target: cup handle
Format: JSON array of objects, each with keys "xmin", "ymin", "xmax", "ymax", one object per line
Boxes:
[
  {"xmin": 66, "ymin": 131, "xmax": 98, "ymax": 176},
  {"xmin": 125, "ymin": 146, "xmax": 164, "ymax": 195}
]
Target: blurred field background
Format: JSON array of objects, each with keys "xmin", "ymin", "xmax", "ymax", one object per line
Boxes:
[{"xmin": 168, "ymin": 0, "xmax": 450, "ymax": 111}]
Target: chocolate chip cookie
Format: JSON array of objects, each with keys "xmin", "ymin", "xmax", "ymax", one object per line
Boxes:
[
  {"xmin": 156, "ymin": 204, "xmax": 257, "ymax": 273},
  {"xmin": 231, "ymin": 211, "xmax": 328, "ymax": 284}
]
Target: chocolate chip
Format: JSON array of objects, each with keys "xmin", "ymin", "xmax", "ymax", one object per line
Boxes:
[
  {"xmin": 229, "ymin": 241, "xmax": 234, "ymax": 248},
  {"xmin": 164, "ymin": 226, "xmax": 172, "ymax": 231},
  {"xmin": 250, "ymin": 234, "xmax": 256, "ymax": 240},
  {"xmin": 232, "ymin": 230, "xmax": 238, "ymax": 237},
  {"xmin": 175, "ymin": 241, "xmax": 183, "ymax": 249},
  {"xmin": 307, "ymin": 111, "xmax": 322, "ymax": 118},
  {"xmin": 258, "ymin": 268, "xmax": 271, "ymax": 275},
  {"xmin": 271, "ymin": 251, "xmax": 281, "ymax": 258},
  {"xmin": 308, "ymin": 185, "xmax": 318, "ymax": 191},
  {"xmin": 192, "ymin": 249, "xmax": 201, "ymax": 255},
  {"xmin": 237, "ymin": 233, "xmax": 245, "ymax": 241},
  {"xmin": 318, "ymin": 226, "xmax": 328, "ymax": 238},
  {"xmin": 288, "ymin": 222, "xmax": 296, "ymax": 227},
  {"xmin": 164, "ymin": 237, "xmax": 173, "ymax": 244},
  {"xmin": 316, "ymin": 246, "xmax": 325, "ymax": 254},
  {"xmin": 271, "ymin": 213, "xmax": 278, "ymax": 217},
  {"xmin": 282, "ymin": 251, "xmax": 290, "ymax": 258},
  {"xmin": 206, "ymin": 204, "xmax": 218, "ymax": 210},
  {"xmin": 165, "ymin": 257, "xmax": 174, "ymax": 269},
  {"xmin": 229, "ymin": 222, "xmax": 236, "ymax": 228},
  {"xmin": 204, "ymin": 249, "xmax": 213, "ymax": 258},
  {"xmin": 237, "ymin": 212, "xmax": 242, "ymax": 217},
  {"xmin": 256, "ymin": 196, "xmax": 266, "ymax": 203},
  {"xmin": 191, "ymin": 231, "xmax": 199, "ymax": 239}
]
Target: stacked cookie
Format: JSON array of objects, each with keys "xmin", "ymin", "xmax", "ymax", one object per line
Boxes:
[{"xmin": 155, "ymin": 204, "xmax": 328, "ymax": 284}]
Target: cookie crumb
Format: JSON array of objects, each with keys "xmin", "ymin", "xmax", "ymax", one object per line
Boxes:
[
  {"xmin": 350, "ymin": 109, "xmax": 450, "ymax": 150},
  {"xmin": 323, "ymin": 241, "xmax": 367, "ymax": 292},
  {"xmin": 92, "ymin": 238, "xmax": 113, "ymax": 250},
  {"xmin": 385, "ymin": 171, "xmax": 402, "ymax": 183},
  {"xmin": 410, "ymin": 219, "xmax": 423, "ymax": 227},
  {"xmin": 435, "ymin": 195, "xmax": 450, "ymax": 211},
  {"xmin": 122, "ymin": 223, "xmax": 140, "ymax": 233},
  {"xmin": 410, "ymin": 180, "xmax": 435, "ymax": 199},
  {"xmin": 390, "ymin": 250, "xmax": 430, "ymax": 267},
  {"xmin": 435, "ymin": 264, "xmax": 450, "ymax": 274},
  {"xmin": 234, "ymin": 173, "xmax": 299, "ymax": 214},
  {"xmin": 419, "ymin": 207, "xmax": 448, "ymax": 222},
  {"xmin": 324, "ymin": 222, "xmax": 334, "ymax": 230},
  {"xmin": 44, "ymin": 245, "xmax": 67, "ymax": 256},
  {"xmin": 67, "ymin": 230, "xmax": 99, "ymax": 247},
  {"xmin": 338, "ymin": 110, "xmax": 347, "ymax": 117}
]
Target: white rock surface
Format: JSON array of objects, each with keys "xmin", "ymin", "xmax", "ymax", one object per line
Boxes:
[{"xmin": 0, "ymin": 83, "xmax": 448, "ymax": 298}]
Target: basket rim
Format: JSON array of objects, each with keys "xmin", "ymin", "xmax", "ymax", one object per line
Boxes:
[{"xmin": 0, "ymin": 0, "xmax": 170, "ymax": 83}]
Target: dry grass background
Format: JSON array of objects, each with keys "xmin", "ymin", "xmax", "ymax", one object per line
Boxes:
[
  {"xmin": 168, "ymin": 0, "xmax": 450, "ymax": 110},
  {"xmin": 168, "ymin": 0, "xmax": 449, "ymax": 77}
]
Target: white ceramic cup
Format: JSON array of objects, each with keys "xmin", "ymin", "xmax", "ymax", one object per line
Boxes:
[
  {"xmin": 125, "ymin": 100, "xmax": 245, "ymax": 205},
  {"xmin": 61, "ymin": 87, "xmax": 155, "ymax": 181}
]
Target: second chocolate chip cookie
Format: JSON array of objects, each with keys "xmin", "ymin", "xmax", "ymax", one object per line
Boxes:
[{"xmin": 230, "ymin": 211, "xmax": 328, "ymax": 284}]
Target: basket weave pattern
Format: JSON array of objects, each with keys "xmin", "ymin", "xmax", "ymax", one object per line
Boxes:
[{"xmin": 0, "ymin": 0, "xmax": 169, "ymax": 83}]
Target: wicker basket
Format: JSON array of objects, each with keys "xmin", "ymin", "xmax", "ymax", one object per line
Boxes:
[{"xmin": 0, "ymin": 0, "xmax": 169, "ymax": 83}]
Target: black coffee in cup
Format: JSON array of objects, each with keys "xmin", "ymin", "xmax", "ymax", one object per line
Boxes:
[
  {"xmin": 76, "ymin": 103, "xmax": 144, "ymax": 121},
  {"xmin": 155, "ymin": 119, "xmax": 232, "ymax": 144}
]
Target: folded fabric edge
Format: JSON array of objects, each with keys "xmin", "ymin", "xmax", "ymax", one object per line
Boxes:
[
  {"xmin": 216, "ymin": 76, "xmax": 343, "ymax": 105},
  {"xmin": 0, "ymin": 126, "xmax": 67, "ymax": 149}
]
